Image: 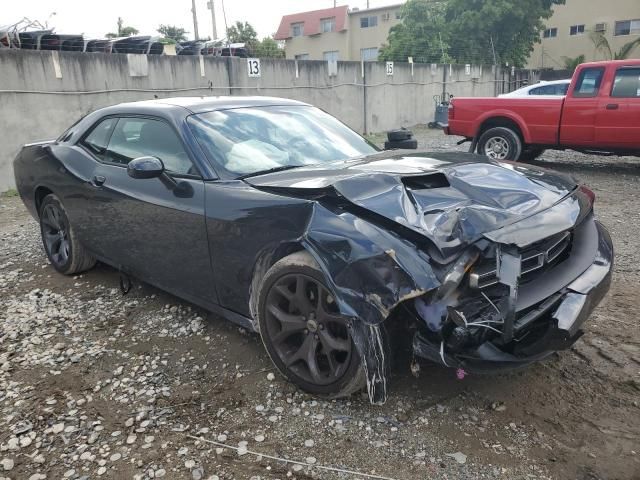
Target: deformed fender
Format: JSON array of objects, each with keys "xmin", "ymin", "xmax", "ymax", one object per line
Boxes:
[{"xmin": 300, "ymin": 203, "xmax": 441, "ymax": 404}]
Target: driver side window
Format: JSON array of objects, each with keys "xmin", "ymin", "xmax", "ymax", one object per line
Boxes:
[{"xmin": 105, "ymin": 118, "xmax": 197, "ymax": 175}]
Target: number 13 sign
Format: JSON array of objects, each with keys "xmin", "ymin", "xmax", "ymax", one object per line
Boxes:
[{"xmin": 247, "ymin": 58, "xmax": 261, "ymax": 77}]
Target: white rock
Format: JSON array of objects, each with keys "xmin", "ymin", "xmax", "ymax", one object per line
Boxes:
[
  {"xmin": 185, "ymin": 459, "xmax": 196, "ymax": 469},
  {"xmin": 254, "ymin": 435, "xmax": 265, "ymax": 442},
  {"xmin": 97, "ymin": 466, "xmax": 107, "ymax": 475},
  {"xmin": 64, "ymin": 469, "xmax": 75, "ymax": 478},
  {"xmin": 29, "ymin": 474, "xmax": 46, "ymax": 480},
  {"xmin": 304, "ymin": 439, "xmax": 315, "ymax": 448},
  {"xmin": 446, "ymin": 452, "xmax": 467, "ymax": 464},
  {"xmin": 125, "ymin": 418, "xmax": 134, "ymax": 427},
  {"xmin": 178, "ymin": 447, "xmax": 189, "ymax": 456},
  {"xmin": 1, "ymin": 458, "xmax": 14, "ymax": 471},
  {"xmin": 216, "ymin": 434, "xmax": 227, "ymax": 442},
  {"xmin": 110, "ymin": 453, "xmax": 121, "ymax": 461},
  {"xmin": 306, "ymin": 457, "xmax": 317, "ymax": 465},
  {"xmin": 20, "ymin": 436, "xmax": 33, "ymax": 448},
  {"xmin": 52, "ymin": 423, "xmax": 65, "ymax": 434},
  {"xmin": 155, "ymin": 469, "xmax": 166, "ymax": 477},
  {"xmin": 266, "ymin": 373, "xmax": 275, "ymax": 381},
  {"xmin": 33, "ymin": 454, "xmax": 45, "ymax": 464},
  {"xmin": 6, "ymin": 438, "xmax": 19, "ymax": 450},
  {"xmin": 126, "ymin": 434, "xmax": 137, "ymax": 444}
]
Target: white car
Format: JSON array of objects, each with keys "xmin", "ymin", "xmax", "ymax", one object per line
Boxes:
[{"xmin": 499, "ymin": 79, "xmax": 571, "ymax": 97}]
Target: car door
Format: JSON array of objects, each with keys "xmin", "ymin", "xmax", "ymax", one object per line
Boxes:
[
  {"xmin": 559, "ymin": 66, "xmax": 605, "ymax": 147},
  {"xmin": 595, "ymin": 66, "xmax": 640, "ymax": 147},
  {"xmin": 87, "ymin": 116, "xmax": 216, "ymax": 304}
]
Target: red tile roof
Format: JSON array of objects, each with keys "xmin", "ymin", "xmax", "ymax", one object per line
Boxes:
[{"xmin": 274, "ymin": 5, "xmax": 349, "ymax": 40}]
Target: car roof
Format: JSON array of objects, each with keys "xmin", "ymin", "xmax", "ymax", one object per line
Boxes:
[{"xmin": 112, "ymin": 96, "xmax": 311, "ymax": 114}]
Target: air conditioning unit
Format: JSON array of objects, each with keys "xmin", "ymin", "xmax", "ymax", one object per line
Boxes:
[
  {"xmin": 381, "ymin": 13, "xmax": 390, "ymax": 21},
  {"xmin": 595, "ymin": 22, "xmax": 607, "ymax": 32}
]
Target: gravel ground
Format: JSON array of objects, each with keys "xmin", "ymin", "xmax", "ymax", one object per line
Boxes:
[{"xmin": 1, "ymin": 128, "xmax": 639, "ymax": 480}]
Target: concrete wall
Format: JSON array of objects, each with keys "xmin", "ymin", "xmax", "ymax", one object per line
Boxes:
[{"xmin": 0, "ymin": 49, "xmax": 511, "ymax": 191}]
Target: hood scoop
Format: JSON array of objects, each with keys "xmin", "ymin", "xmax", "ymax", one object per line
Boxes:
[{"xmin": 402, "ymin": 173, "xmax": 450, "ymax": 190}]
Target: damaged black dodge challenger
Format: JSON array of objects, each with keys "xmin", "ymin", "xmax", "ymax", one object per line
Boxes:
[{"xmin": 13, "ymin": 97, "xmax": 613, "ymax": 404}]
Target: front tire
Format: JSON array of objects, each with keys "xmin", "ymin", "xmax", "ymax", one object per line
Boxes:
[
  {"xmin": 39, "ymin": 194, "xmax": 96, "ymax": 275},
  {"xmin": 477, "ymin": 126, "xmax": 522, "ymax": 161},
  {"xmin": 257, "ymin": 251, "xmax": 365, "ymax": 398}
]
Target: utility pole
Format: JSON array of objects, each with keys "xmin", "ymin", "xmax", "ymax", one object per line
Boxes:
[
  {"xmin": 207, "ymin": 1, "xmax": 218, "ymax": 40},
  {"xmin": 191, "ymin": 0, "xmax": 200, "ymax": 40}
]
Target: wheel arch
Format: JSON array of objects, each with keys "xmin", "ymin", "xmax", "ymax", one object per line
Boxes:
[
  {"xmin": 34, "ymin": 186, "xmax": 55, "ymax": 217},
  {"xmin": 475, "ymin": 113, "xmax": 531, "ymax": 144},
  {"xmin": 248, "ymin": 241, "xmax": 308, "ymax": 326}
]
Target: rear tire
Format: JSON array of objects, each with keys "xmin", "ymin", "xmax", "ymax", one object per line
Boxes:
[
  {"xmin": 39, "ymin": 194, "xmax": 96, "ymax": 275},
  {"xmin": 257, "ymin": 251, "xmax": 365, "ymax": 398},
  {"xmin": 477, "ymin": 127, "xmax": 522, "ymax": 161}
]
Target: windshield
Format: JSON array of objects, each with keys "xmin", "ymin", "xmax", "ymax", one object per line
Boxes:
[{"xmin": 187, "ymin": 105, "xmax": 378, "ymax": 177}]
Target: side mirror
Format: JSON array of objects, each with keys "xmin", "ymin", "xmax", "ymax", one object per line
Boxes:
[{"xmin": 127, "ymin": 156, "xmax": 164, "ymax": 179}]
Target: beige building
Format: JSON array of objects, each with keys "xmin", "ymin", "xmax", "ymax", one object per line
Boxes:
[
  {"xmin": 274, "ymin": 3, "xmax": 403, "ymax": 61},
  {"xmin": 528, "ymin": 0, "xmax": 640, "ymax": 69}
]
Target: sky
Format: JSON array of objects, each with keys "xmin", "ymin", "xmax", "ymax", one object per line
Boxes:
[{"xmin": 3, "ymin": 0, "xmax": 402, "ymax": 40}]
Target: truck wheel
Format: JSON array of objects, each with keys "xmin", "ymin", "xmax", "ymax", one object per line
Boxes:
[
  {"xmin": 257, "ymin": 251, "xmax": 365, "ymax": 398},
  {"xmin": 477, "ymin": 127, "xmax": 522, "ymax": 161},
  {"xmin": 519, "ymin": 148, "xmax": 545, "ymax": 162}
]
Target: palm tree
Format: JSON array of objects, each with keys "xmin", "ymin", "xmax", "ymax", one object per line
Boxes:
[
  {"xmin": 590, "ymin": 32, "xmax": 640, "ymax": 60},
  {"xmin": 562, "ymin": 54, "xmax": 586, "ymax": 72}
]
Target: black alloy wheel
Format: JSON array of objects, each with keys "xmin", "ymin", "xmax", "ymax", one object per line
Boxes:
[
  {"xmin": 258, "ymin": 252, "xmax": 364, "ymax": 397},
  {"xmin": 41, "ymin": 202, "xmax": 71, "ymax": 268},
  {"xmin": 39, "ymin": 194, "xmax": 96, "ymax": 275}
]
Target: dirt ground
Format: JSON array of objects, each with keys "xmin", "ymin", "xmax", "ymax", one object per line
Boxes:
[{"xmin": 1, "ymin": 129, "xmax": 639, "ymax": 480}]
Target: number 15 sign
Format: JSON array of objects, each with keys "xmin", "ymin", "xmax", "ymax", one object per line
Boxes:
[{"xmin": 247, "ymin": 58, "xmax": 261, "ymax": 77}]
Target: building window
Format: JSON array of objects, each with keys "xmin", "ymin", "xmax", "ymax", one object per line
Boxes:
[
  {"xmin": 360, "ymin": 47, "xmax": 379, "ymax": 61},
  {"xmin": 320, "ymin": 17, "xmax": 336, "ymax": 33},
  {"xmin": 294, "ymin": 53, "xmax": 309, "ymax": 60},
  {"xmin": 291, "ymin": 22, "xmax": 304, "ymax": 37},
  {"xmin": 543, "ymin": 28, "xmax": 557, "ymax": 38},
  {"xmin": 360, "ymin": 16, "xmax": 378, "ymax": 28},
  {"xmin": 615, "ymin": 19, "xmax": 640, "ymax": 36},
  {"xmin": 569, "ymin": 24, "xmax": 585, "ymax": 36},
  {"xmin": 395, "ymin": 11, "xmax": 402, "ymax": 20},
  {"xmin": 323, "ymin": 51, "xmax": 339, "ymax": 62}
]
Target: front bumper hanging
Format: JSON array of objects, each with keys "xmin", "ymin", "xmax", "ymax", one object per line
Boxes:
[{"xmin": 413, "ymin": 220, "xmax": 613, "ymax": 373}]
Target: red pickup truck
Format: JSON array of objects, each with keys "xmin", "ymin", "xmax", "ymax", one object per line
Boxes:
[{"xmin": 446, "ymin": 60, "xmax": 640, "ymax": 161}]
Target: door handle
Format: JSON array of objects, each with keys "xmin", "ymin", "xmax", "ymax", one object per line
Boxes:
[
  {"xmin": 91, "ymin": 175, "xmax": 106, "ymax": 187},
  {"xmin": 606, "ymin": 103, "xmax": 619, "ymax": 110}
]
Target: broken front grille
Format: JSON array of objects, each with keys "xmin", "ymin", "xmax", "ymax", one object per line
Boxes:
[{"xmin": 469, "ymin": 231, "xmax": 572, "ymax": 289}]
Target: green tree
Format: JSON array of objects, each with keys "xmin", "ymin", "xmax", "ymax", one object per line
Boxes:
[
  {"xmin": 379, "ymin": 0, "xmax": 449, "ymax": 63},
  {"xmin": 106, "ymin": 17, "xmax": 139, "ymax": 38},
  {"xmin": 443, "ymin": 0, "xmax": 565, "ymax": 66},
  {"xmin": 157, "ymin": 24, "xmax": 188, "ymax": 43},
  {"xmin": 254, "ymin": 37, "xmax": 285, "ymax": 58},
  {"xmin": 226, "ymin": 21, "xmax": 258, "ymax": 49},
  {"xmin": 591, "ymin": 31, "xmax": 640, "ymax": 60},
  {"xmin": 380, "ymin": 0, "xmax": 564, "ymax": 67},
  {"xmin": 562, "ymin": 54, "xmax": 585, "ymax": 72}
]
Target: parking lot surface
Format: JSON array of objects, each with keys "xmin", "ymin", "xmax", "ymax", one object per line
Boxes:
[{"xmin": 1, "ymin": 129, "xmax": 639, "ymax": 479}]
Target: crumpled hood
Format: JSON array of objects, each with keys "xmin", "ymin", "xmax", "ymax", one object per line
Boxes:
[{"xmin": 246, "ymin": 151, "xmax": 578, "ymax": 254}]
